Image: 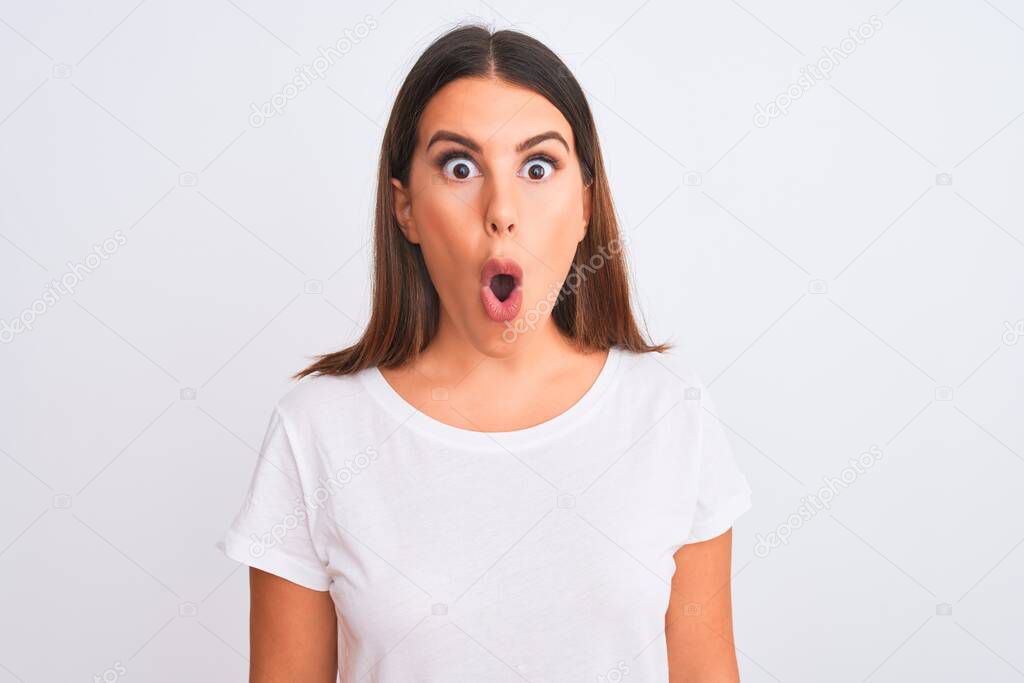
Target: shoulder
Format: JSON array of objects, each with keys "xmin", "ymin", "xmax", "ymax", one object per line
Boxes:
[
  {"xmin": 272, "ymin": 369, "xmax": 372, "ymax": 425},
  {"xmin": 614, "ymin": 345, "xmax": 708, "ymax": 405}
]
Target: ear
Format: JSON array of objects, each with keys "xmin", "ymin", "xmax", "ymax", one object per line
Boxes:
[
  {"xmin": 391, "ymin": 177, "xmax": 421, "ymax": 244},
  {"xmin": 579, "ymin": 178, "xmax": 593, "ymax": 242}
]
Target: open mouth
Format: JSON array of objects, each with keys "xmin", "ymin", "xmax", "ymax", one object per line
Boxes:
[
  {"xmin": 479, "ymin": 257, "xmax": 524, "ymax": 322},
  {"xmin": 489, "ymin": 273, "xmax": 516, "ymax": 302}
]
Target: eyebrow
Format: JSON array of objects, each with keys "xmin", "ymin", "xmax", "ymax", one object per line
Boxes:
[{"xmin": 425, "ymin": 129, "xmax": 570, "ymax": 155}]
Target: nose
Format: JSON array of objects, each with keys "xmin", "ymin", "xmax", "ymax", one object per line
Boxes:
[
  {"xmin": 489, "ymin": 218, "xmax": 514, "ymax": 235},
  {"xmin": 484, "ymin": 175, "xmax": 517, "ymax": 237}
]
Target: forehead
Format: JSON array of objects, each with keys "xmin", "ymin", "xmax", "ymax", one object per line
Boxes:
[{"xmin": 417, "ymin": 77, "xmax": 575, "ymax": 155}]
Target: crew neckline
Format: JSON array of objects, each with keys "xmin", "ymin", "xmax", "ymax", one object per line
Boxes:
[{"xmin": 359, "ymin": 346, "xmax": 623, "ymax": 452}]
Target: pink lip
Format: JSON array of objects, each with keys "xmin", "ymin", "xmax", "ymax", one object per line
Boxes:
[{"xmin": 479, "ymin": 257, "xmax": 524, "ymax": 323}]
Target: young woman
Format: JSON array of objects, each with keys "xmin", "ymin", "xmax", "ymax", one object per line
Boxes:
[{"xmin": 223, "ymin": 23, "xmax": 753, "ymax": 682}]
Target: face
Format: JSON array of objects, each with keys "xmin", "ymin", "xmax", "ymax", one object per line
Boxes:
[{"xmin": 391, "ymin": 76, "xmax": 592, "ymax": 357}]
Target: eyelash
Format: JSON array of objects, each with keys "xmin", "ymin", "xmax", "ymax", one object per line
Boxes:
[{"xmin": 434, "ymin": 149, "xmax": 561, "ymax": 181}]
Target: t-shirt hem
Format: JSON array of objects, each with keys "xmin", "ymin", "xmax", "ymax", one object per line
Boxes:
[
  {"xmin": 684, "ymin": 489, "xmax": 752, "ymax": 544},
  {"xmin": 222, "ymin": 528, "xmax": 332, "ymax": 592}
]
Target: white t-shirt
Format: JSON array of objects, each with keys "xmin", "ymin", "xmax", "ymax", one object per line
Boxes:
[{"xmin": 221, "ymin": 345, "xmax": 752, "ymax": 682}]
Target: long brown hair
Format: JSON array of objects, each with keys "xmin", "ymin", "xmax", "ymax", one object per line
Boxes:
[{"xmin": 294, "ymin": 23, "xmax": 669, "ymax": 379}]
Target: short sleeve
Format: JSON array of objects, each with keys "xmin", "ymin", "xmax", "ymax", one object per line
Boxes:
[
  {"xmin": 221, "ymin": 406, "xmax": 332, "ymax": 591},
  {"xmin": 685, "ymin": 383, "xmax": 753, "ymax": 544}
]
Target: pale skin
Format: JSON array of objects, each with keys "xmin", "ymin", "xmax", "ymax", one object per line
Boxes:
[{"xmin": 249, "ymin": 76, "xmax": 740, "ymax": 682}]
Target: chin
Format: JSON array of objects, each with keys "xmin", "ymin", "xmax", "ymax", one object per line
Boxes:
[
  {"xmin": 460, "ymin": 318, "xmax": 527, "ymax": 358},
  {"xmin": 476, "ymin": 327, "xmax": 523, "ymax": 357}
]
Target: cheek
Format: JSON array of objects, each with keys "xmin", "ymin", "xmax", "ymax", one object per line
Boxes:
[
  {"xmin": 410, "ymin": 190, "xmax": 481, "ymax": 297},
  {"xmin": 517, "ymin": 188, "xmax": 585, "ymax": 303},
  {"xmin": 411, "ymin": 168, "xmax": 474, "ymax": 245},
  {"xmin": 419, "ymin": 207, "xmax": 479, "ymax": 265},
  {"xmin": 521, "ymin": 185, "xmax": 583, "ymax": 252},
  {"xmin": 522, "ymin": 177, "xmax": 583, "ymax": 227}
]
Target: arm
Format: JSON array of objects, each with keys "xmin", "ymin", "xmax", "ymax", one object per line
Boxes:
[
  {"xmin": 665, "ymin": 528, "xmax": 740, "ymax": 682},
  {"xmin": 249, "ymin": 567, "xmax": 338, "ymax": 682}
]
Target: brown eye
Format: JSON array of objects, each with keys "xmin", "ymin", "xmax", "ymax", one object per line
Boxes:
[
  {"xmin": 441, "ymin": 156, "xmax": 481, "ymax": 181},
  {"xmin": 519, "ymin": 157, "xmax": 555, "ymax": 181}
]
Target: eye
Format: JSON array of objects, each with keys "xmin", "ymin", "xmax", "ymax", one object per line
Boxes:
[
  {"xmin": 518, "ymin": 155, "xmax": 558, "ymax": 181},
  {"xmin": 439, "ymin": 154, "xmax": 481, "ymax": 182}
]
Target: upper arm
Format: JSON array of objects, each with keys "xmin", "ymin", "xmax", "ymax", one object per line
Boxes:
[
  {"xmin": 249, "ymin": 567, "xmax": 338, "ymax": 682},
  {"xmin": 665, "ymin": 527, "xmax": 740, "ymax": 683},
  {"xmin": 220, "ymin": 405, "xmax": 339, "ymax": 679}
]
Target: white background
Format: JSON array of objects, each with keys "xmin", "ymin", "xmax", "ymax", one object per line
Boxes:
[{"xmin": 1, "ymin": 1, "xmax": 1023, "ymax": 681}]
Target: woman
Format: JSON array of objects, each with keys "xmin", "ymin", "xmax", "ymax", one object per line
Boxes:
[{"xmin": 223, "ymin": 23, "xmax": 753, "ymax": 682}]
